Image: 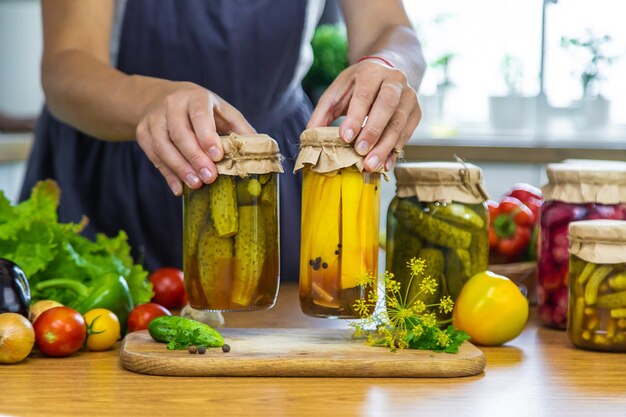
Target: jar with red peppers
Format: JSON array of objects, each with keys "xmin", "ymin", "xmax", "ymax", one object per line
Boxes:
[{"xmin": 538, "ymin": 163, "xmax": 626, "ymax": 329}]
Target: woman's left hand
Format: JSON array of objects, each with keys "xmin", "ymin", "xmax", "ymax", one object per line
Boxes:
[{"xmin": 307, "ymin": 58, "xmax": 421, "ymax": 172}]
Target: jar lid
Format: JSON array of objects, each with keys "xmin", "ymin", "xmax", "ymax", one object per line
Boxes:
[
  {"xmin": 569, "ymin": 219, "xmax": 626, "ymax": 264},
  {"xmin": 543, "ymin": 163, "xmax": 626, "ymax": 204},
  {"xmin": 394, "ymin": 162, "xmax": 489, "ymax": 204},
  {"xmin": 217, "ymin": 133, "xmax": 283, "ymax": 177},
  {"xmin": 294, "ymin": 127, "xmax": 373, "ymax": 173}
]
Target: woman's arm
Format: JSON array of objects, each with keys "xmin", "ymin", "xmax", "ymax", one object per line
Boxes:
[
  {"xmin": 308, "ymin": 0, "xmax": 425, "ymax": 172},
  {"xmin": 41, "ymin": 0, "xmax": 254, "ymax": 195}
]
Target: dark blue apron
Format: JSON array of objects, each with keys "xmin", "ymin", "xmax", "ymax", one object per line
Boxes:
[{"xmin": 21, "ymin": 0, "xmax": 311, "ymax": 282}]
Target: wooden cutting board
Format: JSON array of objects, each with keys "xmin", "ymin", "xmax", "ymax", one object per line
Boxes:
[{"xmin": 120, "ymin": 328, "xmax": 485, "ymax": 378}]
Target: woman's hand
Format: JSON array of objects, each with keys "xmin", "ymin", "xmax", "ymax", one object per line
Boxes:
[
  {"xmin": 136, "ymin": 83, "xmax": 255, "ymax": 196},
  {"xmin": 308, "ymin": 59, "xmax": 421, "ymax": 172}
]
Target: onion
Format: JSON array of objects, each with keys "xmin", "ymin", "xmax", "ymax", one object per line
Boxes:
[
  {"xmin": 29, "ymin": 300, "xmax": 63, "ymax": 323},
  {"xmin": 0, "ymin": 313, "xmax": 35, "ymax": 364}
]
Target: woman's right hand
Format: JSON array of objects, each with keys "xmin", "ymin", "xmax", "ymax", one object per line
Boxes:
[{"xmin": 136, "ymin": 82, "xmax": 255, "ymax": 196}]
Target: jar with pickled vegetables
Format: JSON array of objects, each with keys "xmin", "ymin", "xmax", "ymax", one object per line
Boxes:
[
  {"xmin": 386, "ymin": 162, "xmax": 489, "ymax": 321},
  {"xmin": 568, "ymin": 220, "xmax": 626, "ymax": 352},
  {"xmin": 295, "ymin": 127, "xmax": 380, "ymax": 318},
  {"xmin": 539, "ymin": 163, "xmax": 626, "ymax": 329},
  {"xmin": 183, "ymin": 133, "xmax": 283, "ymax": 312}
]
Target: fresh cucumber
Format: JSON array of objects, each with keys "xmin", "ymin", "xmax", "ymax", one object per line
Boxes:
[{"xmin": 148, "ymin": 316, "xmax": 224, "ymax": 348}]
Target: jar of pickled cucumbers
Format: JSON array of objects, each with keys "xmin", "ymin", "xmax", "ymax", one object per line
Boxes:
[
  {"xmin": 568, "ymin": 220, "xmax": 626, "ymax": 352},
  {"xmin": 183, "ymin": 133, "xmax": 283, "ymax": 312},
  {"xmin": 539, "ymin": 163, "xmax": 626, "ymax": 329},
  {"xmin": 295, "ymin": 127, "xmax": 380, "ymax": 318},
  {"xmin": 386, "ymin": 162, "xmax": 489, "ymax": 321}
]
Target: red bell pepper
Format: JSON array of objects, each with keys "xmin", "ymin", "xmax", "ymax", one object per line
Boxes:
[
  {"xmin": 489, "ymin": 196, "xmax": 535, "ymax": 261},
  {"xmin": 505, "ymin": 183, "xmax": 543, "ymax": 220}
]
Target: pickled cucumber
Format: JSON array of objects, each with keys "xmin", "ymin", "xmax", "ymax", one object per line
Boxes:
[
  {"xmin": 395, "ymin": 200, "xmax": 472, "ymax": 249},
  {"xmin": 596, "ymin": 291, "xmax": 626, "ymax": 309},
  {"xmin": 260, "ymin": 175, "xmax": 277, "ymax": 206},
  {"xmin": 428, "ymin": 203, "xmax": 485, "ymax": 231},
  {"xmin": 210, "ymin": 175, "xmax": 238, "ymax": 237},
  {"xmin": 446, "ymin": 248, "xmax": 472, "ymax": 299},
  {"xmin": 232, "ymin": 205, "xmax": 266, "ymax": 306},
  {"xmin": 389, "ymin": 226, "xmax": 422, "ymax": 286},
  {"xmin": 236, "ymin": 177, "xmax": 262, "ymax": 205},
  {"xmin": 185, "ymin": 185, "xmax": 211, "ymax": 256},
  {"xmin": 584, "ymin": 265, "xmax": 613, "ymax": 305},
  {"xmin": 413, "ymin": 248, "xmax": 444, "ymax": 306},
  {"xmin": 469, "ymin": 231, "xmax": 489, "ymax": 276},
  {"xmin": 197, "ymin": 222, "xmax": 234, "ymax": 305}
]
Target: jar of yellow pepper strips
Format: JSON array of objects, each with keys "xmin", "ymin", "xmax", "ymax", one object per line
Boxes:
[
  {"xmin": 568, "ymin": 219, "xmax": 626, "ymax": 352},
  {"xmin": 183, "ymin": 133, "xmax": 283, "ymax": 312},
  {"xmin": 295, "ymin": 127, "xmax": 382, "ymax": 318}
]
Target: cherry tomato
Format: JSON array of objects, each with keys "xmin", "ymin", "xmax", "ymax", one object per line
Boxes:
[
  {"xmin": 453, "ymin": 271, "xmax": 529, "ymax": 346},
  {"xmin": 127, "ymin": 303, "xmax": 171, "ymax": 332},
  {"xmin": 33, "ymin": 306, "xmax": 86, "ymax": 357},
  {"xmin": 148, "ymin": 267, "xmax": 186, "ymax": 309},
  {"xmin": 83, "ymin": 308, "xmax": 120, "ymax": 351}
]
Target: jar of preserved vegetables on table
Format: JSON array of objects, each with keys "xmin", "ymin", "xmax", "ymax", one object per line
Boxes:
[
  {"xmin": 183, "ymin": 133, "xmax": 283, "ymax": 312},
  {"xmin": 295, "ymin": 127, "xmax": 381, "ymax": 318},
  {"xmin": 539, "ymin": 163, "xmax": 626, "ymax": 329},
  {"xmin": 387, "ymin": 162, "xmax": 490, "ymax": 321},
  {"xmin": 568, "ymin": 220, "xmax": 626, "ymax": 352}
]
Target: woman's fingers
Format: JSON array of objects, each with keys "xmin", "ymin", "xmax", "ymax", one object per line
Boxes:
[
  {"xmin": 215, "ymin": 99, "xmax": 257, "ymax": 135},
  {"xmin": 187, "ymin": 93, "xmax": 223, "ymax": 165},
  {"xmin": 364, "ymin": 88, "xmax": 420, "ymax": 172},
  {"xmin": 307, "ymin": 70, "xmax": 354, "ymax": 129},
  {"xmin": 167, "ymin": 97, "xmax": 216, "ymax": 184}
]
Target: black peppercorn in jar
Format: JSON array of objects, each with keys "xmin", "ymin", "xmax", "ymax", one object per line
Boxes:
[{"xmin": 295, "ymin": 127, "xmax": 381, "ymax": 319}]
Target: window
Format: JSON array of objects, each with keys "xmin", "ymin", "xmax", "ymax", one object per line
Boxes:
[{"xmin": 403, "ymin": 0, "xmax": 626, "ymax": 139}]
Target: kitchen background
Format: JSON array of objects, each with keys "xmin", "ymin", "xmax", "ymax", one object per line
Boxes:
[{"xmin": 1, "ymin": 0, "xmax": 625, "ymax": 226}]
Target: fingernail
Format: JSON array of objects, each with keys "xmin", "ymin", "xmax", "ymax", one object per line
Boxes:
[
  {"xmin": 367, "ymin": 155, "xmax": 380, "ymax": 171},
  {"xmin": 209, "ymin": 146, "xmax": 222, "ymax": 161},
  {"xmin": 384, "ymin": 158, "xmax": 393, "ymax": 171},
  {"xmin": 170, "ymin": 181, "xmax": 182, "ymax": 196},
  {"xmin": 186, "ymin": 173, "xmax": 200, "ymax": 187},
  {"xmin": 344, "ymin": 128, "xmax": 354, "ymax": 142},
  {"xmin": 356, "ymin": 141, "xmax": 369, "ymax": 156},
  {"xmin": 199, "ymin": 167, "xmax": 212, "ymax": 182}
]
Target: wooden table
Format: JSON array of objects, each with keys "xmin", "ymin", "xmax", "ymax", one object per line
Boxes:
[{"xmin": 2, "ymin": 283, "xmax": 625, "ymax": 417}]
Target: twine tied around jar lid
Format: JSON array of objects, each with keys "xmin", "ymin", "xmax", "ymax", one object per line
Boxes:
[
  {"xmin": 294, "ymin": 127, "xmax": 399, "ymax": 178},
  {"xmin": 217, "ymin": 133, "xmax": 284, "ymax": 177},
  {"xmin": 569, "ymin": 219, "xmax": 626, "ymax": 264},
  {"xmin": 394, "ymin": 159, "xmax": 489, "ymax": 204}
]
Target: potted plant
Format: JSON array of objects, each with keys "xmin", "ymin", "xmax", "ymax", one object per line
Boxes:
[
  {"xmin": 488, "ymin": 54, "xmax": 532, "ymax": 130},
  {"xmin": 561, "ymin": 31, "xmax": 617, "ymax": 129},
  {"xmin": 429, "ymin": 52, "xmax": 456, "ymax": 122}
]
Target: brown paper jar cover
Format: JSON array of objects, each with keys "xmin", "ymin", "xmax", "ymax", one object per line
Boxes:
[
  {"xmin": 569, "ymin": 219, "xmax": 626, "ymax": 264},
  {"xmin": 216, "ymin": 133, "xmax": 283, "ymax": 177},
  {"xmin": 542, "ymin": 163, "xmax": 626, "ymax": 205}
]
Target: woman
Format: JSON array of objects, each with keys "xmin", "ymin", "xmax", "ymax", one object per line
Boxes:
[{"xmin": 21, "ymin": 0, "xmax": 424, "ymax": 281}]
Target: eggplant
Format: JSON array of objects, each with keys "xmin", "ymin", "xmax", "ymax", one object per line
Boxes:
[{"xmin": 0, "ymin": 258, "xmax": 31, "ymax": 317}]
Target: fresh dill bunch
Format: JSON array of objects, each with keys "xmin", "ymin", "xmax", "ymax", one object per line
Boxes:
[{"xmin": 349, "ymin": 257, "xmax": 470, "ymax": 353}]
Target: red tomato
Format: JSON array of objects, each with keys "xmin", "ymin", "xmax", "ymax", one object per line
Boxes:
[
  {"xmin": 148, "ymin": 267, "xmax": 186, "ymax": 309},
  {"xmin": 33, "ymin": 306, "xmax": 86, "ymax": 357},
  {"xmin": 127, "ymin": 303, "xmax": 171, "ymax": 332}
]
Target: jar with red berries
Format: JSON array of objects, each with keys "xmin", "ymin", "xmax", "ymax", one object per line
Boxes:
[{"xmin": 538, "ymin": 163, "xmax": 626, "ymax": 329}]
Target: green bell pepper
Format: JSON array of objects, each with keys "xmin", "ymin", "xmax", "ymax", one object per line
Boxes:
[{"xmin": 34, "ymin": 273, "xmax": 134, "ymax": 332}]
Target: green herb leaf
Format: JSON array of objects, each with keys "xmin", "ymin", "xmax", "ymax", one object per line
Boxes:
[{"xmin": 0, "ymin": 180, "xmax": 152, "ymax": 307}]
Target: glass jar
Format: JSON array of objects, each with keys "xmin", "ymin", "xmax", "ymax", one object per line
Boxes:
[
  {"xmin": 568, "ymin": 220, "xmax": 626, "ymax": 352},
  {"xmin": 538, "ymin": 163, "xmax": 626, "ymax": 329},
  {"xmin": 183, "ymin": 134, "xmax": 283, "ymax": 311},
  {"xmin": 387, "ymin": 162, "xmax": 489, "ymax": 321},
  {"xmin": 295, "ymin": 127, "xmax": 380, "ymax": 318}
]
